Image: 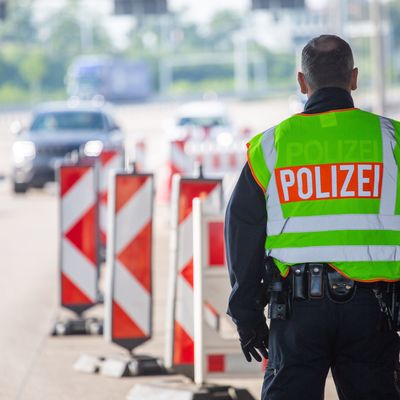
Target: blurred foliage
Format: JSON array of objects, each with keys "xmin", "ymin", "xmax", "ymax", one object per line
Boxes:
[
  {"xmin": 0, "ymin": 0, "xmax": 113, "ymax": 104},
  {"xmin": 389, "ymin": 0, "xmax": 400, "ymax": 44},
  {"xmin": 388, "ymin": 0, "xmax": 400, "ymax": 81},
  {"xmin": 265, "ymin": 51, "xmax": 296, "ymax": 90},
  {"xmin": 0, "ymin": 2, "xmax": 293, "ymax": 104},
  {"xmin": 173, "ymin": 64, "xmax": 235, "ymax": 83},
  {"xmin": 0, "ymin": 0, "xmax": 37, "ymax": 42},
  {"xmin": 45, "ymin": 1, "xmax": 112, "ymax": 63},
  {"xmin": 171, "ymin": 78, "xmax": 234, "ymax": 95},
  {"xmin": 19, "ymin": 49, "xmax": 46, "ymax": 87},
  {"xmin": 4, "ymin": 1, "xmax": 397, "ymax": 104},
  {"xmin": 0, "ymin": 83, "xmax": 28, "ymax": 103}
]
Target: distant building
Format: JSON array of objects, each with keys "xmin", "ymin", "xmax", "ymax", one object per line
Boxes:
[{"xmin": 250, "ymin": 6, "xmax": 332, "ymax": 52}]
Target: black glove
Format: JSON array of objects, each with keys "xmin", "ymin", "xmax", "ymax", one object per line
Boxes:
[{"xmin": 238, "ymin": 321, "xmax": 269, "ymax": 362}]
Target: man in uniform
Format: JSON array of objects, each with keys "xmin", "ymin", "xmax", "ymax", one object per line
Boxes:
[{"xmin": 225, "ymin": 34, "xmax": 400, "ymax": 400}]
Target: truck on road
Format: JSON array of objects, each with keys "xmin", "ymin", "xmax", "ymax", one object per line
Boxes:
[{"xmin": 66, "ymin": 56, "xmax": 152, "ymax": 102}]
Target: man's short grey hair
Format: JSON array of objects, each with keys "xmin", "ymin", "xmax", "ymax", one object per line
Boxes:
[{"xmin": 301, "ymin": 35, "xmax": 354, "ymax": 91}]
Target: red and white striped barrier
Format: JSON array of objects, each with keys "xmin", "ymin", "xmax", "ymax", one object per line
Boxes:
[
  {"xmin": 105, "ymin": 171, "xmax": 153, "ymax": 350},
  {"xmin": 165, "ymin": 175, "xmax": 223, "ymax": 377},
  {"xmin": 158, "ymin": 140, "xmax": 193, "ymax": 203},
  {"xmin": 134, "ymin": 139, "xmax": 147, "ymax": 172},
  {"xmin": 193, "ymin": 197, "xmax": 265, "ymax": 384},
  {"xmin": 98, "ymin": 149, "xmax": 124, "ymax": 248},
  {"xmin": 59, "ymin": 163, "xmax": 99, "ymax": 314},
  {"xmin": 169, "ymin": 140, "xmax": 193, "ymax": 175}
]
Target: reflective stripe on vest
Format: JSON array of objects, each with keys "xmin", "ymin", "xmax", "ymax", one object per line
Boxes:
[
  {"xmin": 247, "ymin": 109, "xmax": 400, "ymax": 282},
  {"xmin": 380, "ymin": 116, "xmax": 398, "ymax": 214}
]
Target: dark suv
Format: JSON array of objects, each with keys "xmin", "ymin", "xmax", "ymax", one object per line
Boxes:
[{"xmin": 11, "ymin": 102, "xmax": 124, "ymax": 193}]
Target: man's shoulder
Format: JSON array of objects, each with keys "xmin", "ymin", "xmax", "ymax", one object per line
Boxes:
[
  {"xmin": 248, "ymin": 125, "xmax": 276, "ymax": 146},
  {"xmin": 360, "ymin": 109, "xmax": 400, "ymax": 132},
  {"xmin": 356, "ymin": 108, "xmax": 399, "ymax": 122},
  {"xmin": 248, "ymin": 115, "xmax": 300, "ymax": 147}
]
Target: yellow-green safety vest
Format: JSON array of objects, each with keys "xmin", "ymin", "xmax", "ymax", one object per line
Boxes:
[{"xmin": 247, "ymin": 108, "xmax": 400, "ymax": 282}]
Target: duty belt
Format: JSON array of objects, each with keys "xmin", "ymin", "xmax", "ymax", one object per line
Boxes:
[
  {"xmin": 290, "ymin": 263, "xmax": 357, "ymax": 303},
  {"xmin": 266, "ymin": 262, "xmax": 387, "ymax": 321},
  {"xmin": 266, "ymin": 261, "xmax": 400, "ymax": 331}
]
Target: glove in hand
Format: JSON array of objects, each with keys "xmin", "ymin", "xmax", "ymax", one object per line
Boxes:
[{"xmin": 238, "ymin": 322, "xmax": 269, "ymax": 362}]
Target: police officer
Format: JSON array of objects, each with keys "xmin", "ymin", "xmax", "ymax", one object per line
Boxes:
[{"xmin": 225, "ymin": 34, "xmax": 400, "ymax": 400}]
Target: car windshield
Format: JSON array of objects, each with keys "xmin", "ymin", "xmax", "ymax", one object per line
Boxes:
[
  {"xmin": 30, "ymin": 111, "xmax": 106, "ymax": 132},
  {"xmin": 177, "ymin": 117, "xmax": 227, "ymax": 127}
]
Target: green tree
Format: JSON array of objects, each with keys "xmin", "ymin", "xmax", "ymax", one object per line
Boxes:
[
  {"xmin": 43, "ymin": 1, "xmax": 112, "ymax": 63},
  {"xmin": 388, "ymin": 0, "xmax": 400, "ymax": 41},
  {"xmin": 208, "ymin": 10, "xmax": 243, "ymax": 50},
  {"xmin": 0, "ymin": 0, "xmax": 37, "ymax": 43},
  {"xmin": 19, "ymin": 49, "xmax": 46, "ymax": 101}
]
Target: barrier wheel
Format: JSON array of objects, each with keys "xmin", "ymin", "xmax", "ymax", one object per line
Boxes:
[
  {"xmin": 13, "ymin": 182, "xmax": 28, "ymax": 194},
  {"xmin": 128, "ymin": 359, "xmax": 140, "ymax": 376},
  {"xmin": 54, "ymin": 322, "xmax": 68, "ymax": 336},
  {"xmin": 86, "ymin": 319, "xmax": 102, "ymax": 335}
]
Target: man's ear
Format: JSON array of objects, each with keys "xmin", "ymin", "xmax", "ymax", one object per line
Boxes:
[
  {"xmin": 350, "ymin": 67, "xmax": 358, "ymax": 91},
  {"xmin": 297, "ymin": 72, "xmax": 308, "ymax": 95}
]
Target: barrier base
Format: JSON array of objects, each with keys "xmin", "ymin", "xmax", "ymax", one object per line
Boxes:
[
  {"xmin": 73, "ymin": 354, "xmax": 104, "ymax": 374},
  {"xmin": 74, "ymin": 353, "xmax": 166, "ymax": 378},
  {"xmin": 172, "ymin": 364, "xmax": 194, "ymax": 380},
  {"xmin": 127, "ymin": 381, "xmax": 256, "ymax": 400},
  {"xmin": 100, "ymin": 354, "xmax": 167, "ymax": 378},
  {"xmin": 52, "ymin": 317, "xmax": 103, "ymax": 336}
]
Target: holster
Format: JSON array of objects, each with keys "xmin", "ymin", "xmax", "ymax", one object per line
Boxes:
[{"xmin": 265, "ymin": 257, "xmax": 289, "ymax": 320}]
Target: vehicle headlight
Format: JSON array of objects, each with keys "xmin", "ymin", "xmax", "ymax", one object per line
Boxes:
[
  {"xmin": 83, "ymin": 140, "xmax": 103, "ymax": 157},
  {"xmin": 12, "ymin": 141, "xmax": 36, "ymax": 164}
]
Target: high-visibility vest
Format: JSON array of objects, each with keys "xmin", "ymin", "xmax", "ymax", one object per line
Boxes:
[{"xmin": 247, "ymin": 108, "xmax": 400, "ymax": 282}]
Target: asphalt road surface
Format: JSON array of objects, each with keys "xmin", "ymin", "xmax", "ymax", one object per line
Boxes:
[{"xmin": 4, "ymin": 96, "xmax": 394, "ymax": 399}]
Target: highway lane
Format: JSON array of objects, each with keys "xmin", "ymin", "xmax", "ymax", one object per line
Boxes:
[{"xmin": 0, "ymin": 183, "xmax": 58, "ymax": 399}]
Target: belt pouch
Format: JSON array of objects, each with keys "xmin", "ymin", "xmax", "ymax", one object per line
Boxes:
[
  {"xmin": 327, "ymin": 268, "xmax": 355, "ymax": 302},
  {"xmin": 308, "ymin": 264, "xmax": 324, "ymax": 299},
  {"xmin": 291, "ymin": 264, "xmax": 307, "ymax": 300}
]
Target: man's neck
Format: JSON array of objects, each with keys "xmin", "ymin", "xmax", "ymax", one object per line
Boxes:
[{"xmin": 303, "ymin": 87, "xmax": 354, "ymax": 114}]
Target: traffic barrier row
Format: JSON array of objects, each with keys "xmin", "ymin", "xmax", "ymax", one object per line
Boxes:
[
  {"xmin": 54, "ymin": 151, "xmax": 261, "ymax": 397},
  {"xmin": 54, "ymin": 147, "xmax": 131, "ymax": 334},
  {"xmin": 59, "ymin": 162, "xmax": 164, "ymax": 376},
  {"xmin": 128, "ymin": 187, "xmax": 261, "ymax": 399}
]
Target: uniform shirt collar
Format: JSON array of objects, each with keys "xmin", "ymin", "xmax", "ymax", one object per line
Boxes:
[{"xmin": 303, "ymin": 87, "xmax": 355, "ymax": 114}]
